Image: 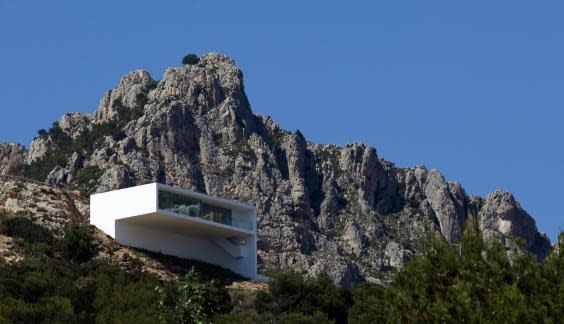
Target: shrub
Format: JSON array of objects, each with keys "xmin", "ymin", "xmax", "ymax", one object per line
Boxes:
[
  {"xmin": 37, "ymin": 129, "xmax": 48, "ymax": 138},
  {"xmin": 59, "ymin": 224, "xmax": 98, "ymax": 263},
  {"xmin": 76, "ymin": 260, "xmax": 161, "ymax": 323},
  {"xmin": 19, "ymin": 147, "xmax": 74, "ymax": 182},
  {"xmin": 181, "ymin": 53, "xmax": 200, "ymax": 65},
  {"xmin": 347, "ymin": 283, "xmax": 387, "ymax": 323},
  {"xmin": 3, "ymin": 217, "xmax": 54, "ymax": 245},
  {"xmin": 112, "ymin": 130, "xmax": 127, "ymax": 142},
  {"xmin": 213, "ymin": 312, "xmax": 256, "ymax": 324},
  {"xmin": 0, "ymin": 254, "xmax": 162, "ymax": 323},
  {"xmin": 278, "ymin": 311, "xmax": 335, "ymax": 324},
  {"xmin": 47, "ymin": 122, "xmax": 71, "ymax": 146},
  {"xmin": 135, "ymin": 92, "xmax": 148, "ymax": 106},
  {"xmin": 157, "ymin": 267, "xmax": 229, "ymax": 323},
  {"xmin": 73, "ymin": 166, "xmax": 104, "ymax": 197},
  {"xmin": 254, "ymin": 272, "xmax": 350, "ymax": 323}
]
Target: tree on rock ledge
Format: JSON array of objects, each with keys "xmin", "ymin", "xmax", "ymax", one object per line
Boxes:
[{"xmin": 182, "ymin": 53, "xmax": 199, "ymax": 65}]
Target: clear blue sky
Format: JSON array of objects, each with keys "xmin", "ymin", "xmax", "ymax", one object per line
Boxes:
[{"xmin": 1, "ymin": 1, "xmax": 562, "ymax": 241}]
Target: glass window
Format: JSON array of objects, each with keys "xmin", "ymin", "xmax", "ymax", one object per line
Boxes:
[
  {"xmin": 202, "ymin": 204, "xmax": 232, "ymax": 226},
  {"xmin": 159, "ymin": 189, "xmax": 244, "ymax": 229},
  {"xmin": 159, "ymin": 189, "xmax": 200, "ymax": 217},
  {"xmin": 171, "ymin": 192, "xmax": 200, "ymax": 217},
  {"xmin": 158, "ymin": 190, "xmax": 170, "ymax": 210}
]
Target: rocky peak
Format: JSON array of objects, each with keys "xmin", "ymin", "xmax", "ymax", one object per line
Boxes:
[
  {"xmin": 4, "ymin": 52, "xmax": 552, "ymax": 285},
  {"xmin": 59, "ymin": 112, "xmax": 92, "ymax": 138},
  {"xmin": 94, "ymin": 70, "xmax": 155, "ymax": 123},
  {"xmin": 339, "ymin": 143, "xmax": 400, "ymax": 214},
  {"xmin": 0, "ymin": 143, "xmax": 26, "ymax": 176},
  {"xmin": 479, "ymin": 190, "xmax": 550, "ymax": 259},
  {"xmin": 423, "ymin": 170, "xmax": 467, "ymax": 243},
  {"xmin": 26, "ymin": 136, "xmax": 51, "ymax": 164},
  {"xmin": 152, "ymin": 53, "xmax": 256, "ymax": 137},
  {"xmin": 284, "ymin": 130, "xmax": 311, "ymax": 214}
]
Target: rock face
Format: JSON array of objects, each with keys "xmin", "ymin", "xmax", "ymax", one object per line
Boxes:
[
  {"xmin": 479, "ymin": 191, "xmax": 551, "ymax": 260},
  {"xmin": 59, "ymin": 113, "xmax": 92, "ymax": 139},
  {"xmin": 94, "ymin": 70, "xmax": 155, "ymax": 123},
  {"xmin": 0, "ymin": 175, "xmax": 88, "ymax": 235},
  {"xmin": 385, "ymin": 241, "xmax": 412, "ymax": 269},
  {"xmin": 423, "ymin": 170, "xmax": 466, "ymax": 244},
  {"xmin": 0, "ymin": 143, "xmax": 26, "ymax": 175},
  {"xmin": 6, "ymin": 53, "xmax": 551, "ymax": 284}
]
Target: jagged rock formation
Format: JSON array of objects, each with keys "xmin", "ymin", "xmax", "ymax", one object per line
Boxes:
[
  {"xmin": 0, "ymin": 175, "xmax": 88, "ymax": 234},
  {"xmin": 0, "ymin": 143, "xmax": 26, "ymax": 175},
  {"xmin": 479, "ymin": 190, "xmax": 551, "ymax": 260},
  {"xmin": 1, "ymin": 53, "xmax": 551, "ymax": 284}
]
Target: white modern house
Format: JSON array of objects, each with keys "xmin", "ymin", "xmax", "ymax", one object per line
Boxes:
[{"xmin": 90, "ymin": 183, "xmax": 257, "ymax": 279}]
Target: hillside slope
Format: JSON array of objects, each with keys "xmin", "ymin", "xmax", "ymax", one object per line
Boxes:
[
  {"xmin": 0, "ymin": 53, "xmax": 550, "ymax": 284},
  {"xmin": 0, "ymin": 175, "xmax": 248, "ymax": 284}
]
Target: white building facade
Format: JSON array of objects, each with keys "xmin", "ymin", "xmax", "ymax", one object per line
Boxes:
[{"xmin": 90, "ymin": 183, "xmax": 257, "ymax": 279}]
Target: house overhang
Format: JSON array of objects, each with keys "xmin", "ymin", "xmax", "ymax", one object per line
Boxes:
[{"xmin": 116, "ymin": 211, "xmax": 255, "ymax": 239}]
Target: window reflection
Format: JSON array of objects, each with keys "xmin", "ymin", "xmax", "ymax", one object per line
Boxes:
[
  {"xmin": 171, "ymin": 192, "xmax": 200, "ymax": 217},
  {"xmin": 159, "ymin": 190, "xmax": 199, "ymax": 217},
  {"xmin": 202, "ymin": 204, "xmax": 232, "ymax": 226},
  {"xmin": 158, "ymin": 189, "xmax": 240, "ymax": 229}
]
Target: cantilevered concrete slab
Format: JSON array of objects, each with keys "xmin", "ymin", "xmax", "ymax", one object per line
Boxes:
[{"xmin": 90, "ymin": 183, "xmax": 257, "ymax": 279}]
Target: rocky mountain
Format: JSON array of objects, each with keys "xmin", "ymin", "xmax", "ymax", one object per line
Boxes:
[{"xmin": 1, "ymin": 53, "xmax": 550, "ymax": 285}]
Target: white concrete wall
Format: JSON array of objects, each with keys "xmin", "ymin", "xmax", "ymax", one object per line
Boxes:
[
  {"xmin": 90, "ymin": 183, "xmax": 258, "ymax": 279},
  {"xmin": 115, "ymin": 220, "xmax": 257, "ymax": 279},
  {"xmin": 245, "ymin": 209, "xmax": 257, "ymax": 277},
  {"xmin": 90, "ymin": 183, "xmax": 157, "ymax": 237}
]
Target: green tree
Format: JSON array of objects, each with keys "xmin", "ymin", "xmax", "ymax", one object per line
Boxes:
[
  {"xmin": 255, "ymin": 271, "xmax": 350, "ymax": 323},
  {"xmin": 0, "ymin": 251, "xmax": 162, "ymax": 323},
  {"xmin": 37, "ymin": 129, "xmax": 48, "ymax": 138},
  {"xmin": 533, "ymin": 232, "xmax": 564, "ymax": 321},
  {"xmin": 382, "ymin": 221, "xmax": 546, "ymax": 323},
  {"xmin": 182, "ymin": 53, "xmax": 199, "ymax": 65},
  {"xmin": 76, "ymin": 260, "xmax": 160, "ymax": 323},
  {"xmin": 157, "ymin": 268, "xmax": 227, "ymax": 323},
  {"xmin": 347, "ymin": 283, "xmax": 387, "ymax": 324}
]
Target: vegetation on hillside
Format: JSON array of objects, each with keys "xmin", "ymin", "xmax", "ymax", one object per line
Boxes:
[
  {"xmin": 0, "ymin": 217, "xmax": 231, "ymax": 323},
  {"xmin": 216, "ymin": 223, "xmax": 563, "ymax": 323},
  {"xmin": 19, "ymin": 87, "xmax": 155, "ymax": 186},
  {"xmin": 71, "ymin": 165, "xmax": 104, "ymax": 196},
  {"xmin": 0, "ymin": 212, "xmax": 562, "ymax": 323},
  {"xmin": 157, "ymin": 268, "xmax": 230, "ymax": 324}
]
